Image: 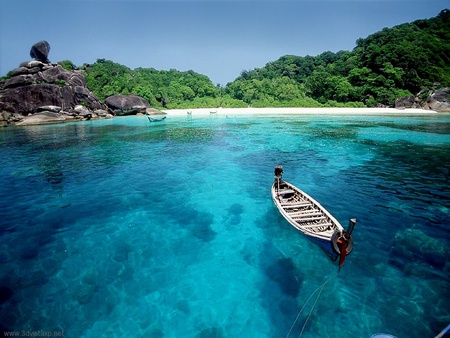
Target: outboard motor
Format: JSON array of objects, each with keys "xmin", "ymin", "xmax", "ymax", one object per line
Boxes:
[
  {"xmin": 274, "ymin": 165, "xmax": 283, "ymax": 192},
  {"xmin": 274, "ymin": 165, "xmax": 283, "ymax": 180}
]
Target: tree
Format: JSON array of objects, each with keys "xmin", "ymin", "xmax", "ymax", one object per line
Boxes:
[{"xmin": 305, "ymin": 67, "xmax": 330, "ymax": 103}]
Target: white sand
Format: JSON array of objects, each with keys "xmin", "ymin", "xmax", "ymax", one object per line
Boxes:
[{"xmin": 162, "ymin": 107, "xmax": 437, "ymax": 116}]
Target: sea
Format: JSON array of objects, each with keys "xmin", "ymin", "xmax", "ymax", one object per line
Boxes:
[{"xmin": 0, "ymin": 112, "xmax": 449, "ymax": 338}]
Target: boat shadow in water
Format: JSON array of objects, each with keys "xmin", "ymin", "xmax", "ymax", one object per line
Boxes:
[
  {"xmin": 146, "ymin": 115, "xmax": 167, "ymax": 123},
  {"xmin": 256, "ymin": 238, "xmax": 306, "ymax": 337}
]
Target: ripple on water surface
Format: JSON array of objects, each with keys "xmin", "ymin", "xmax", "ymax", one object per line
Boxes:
[{"xmin": 0, "ymin": 114, "xmax": 449, "ymax": 337}]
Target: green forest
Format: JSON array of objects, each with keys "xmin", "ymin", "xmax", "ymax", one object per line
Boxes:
[{"xmin": 65, "ymin": 9, "xmax": 450, "ymax": 109}]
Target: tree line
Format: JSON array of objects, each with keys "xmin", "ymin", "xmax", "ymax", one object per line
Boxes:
[{"xmin": 51, "ymin": 9, "xmax": 450, "ymax": 109}]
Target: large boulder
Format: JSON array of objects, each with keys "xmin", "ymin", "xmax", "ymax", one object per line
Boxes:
[
  {"xmin": 426, "ymin": 87, "xmax": 450, "ymax": 111},
  {"xmin": 394, "ymin": 96, "xmax": 420, "ymax": 109},
  {"xmin": 145, "ymin": 107, "xmax": 166, "ymax": 115},
  {"xmin": 30, "ymin": 40, "xmax": 51, "ymax": 63},
  {"xmin": 0, "ymin": 40, "xmax": 108, "ymax": 126},
  {"xmin": 105, "ymin": 95, "xmax": 150, "ymax": 115},
  {"xmin": 16, "ymin": 112, "xmax": 65, "ymax": 126}
]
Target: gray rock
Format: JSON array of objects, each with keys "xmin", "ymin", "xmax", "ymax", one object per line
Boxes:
[
  {"xmin": 16, "ymin": 112, "xmax": 65, "ymax": 126},
  {"xmin": 11, "ymin": 67, "xmax": 30, "ymax": 76},
  {"xmin": 63, "ymin": 115, "xmax": 77, "ymax": 121},
  {"xmin": 395, "ymin": 96, "xmax": 416, "ymax": 109},
  {"xmin": 0, "ymin": 112, "xmax": 11, "ymax": 127},
  {"xmin": 36, "ymin": 105, "xmax": 61, "ymax": 113},
  {"xmin": 145, "ymin": 107, "xmax": 167, "ymax": 115},
  {"xmin": 105, "ymin": 95, "xmax": 150, "ymax": 115},
  {"xmin": 74, "ymin": 105, "xmax": 91, "ymax": 115},
  {"xmin": 27, "ymin": 60, "xmax": 44, "ymax": 68},
  {"xmin": 30, "ymin": 40, "xmax": 50, "ymax": 63},
  {"xmin": 31, "ymin": 65, "xmax": 86, "ymax": 86},
  {"xmin": 27, "ymin": 67, "xmax": 42, "ymax": 74},
  {"xmin": 395, "ymin": 88, "xmax": 450, "ymax": 111},
  {"xmin": 426, "ymin": 87, "xmax": 450, "ymax": 111},
  {"xmin": 4, "ymin": 74, "xmax": 34, "ymax": 89},
  {"xmin": 66, "ymin": 72, "xmax": 86, "ymax": 87},
  {"xmin": 94, "ymin": 109, "xmax": 109, "ymax": 117}
]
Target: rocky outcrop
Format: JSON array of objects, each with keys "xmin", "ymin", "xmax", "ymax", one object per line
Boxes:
[
  {"xmin": 105, "ymin": 95, "xmax": 150, "ymax": 116},
  {"xmin": 0, "ymin": 61, "xmax": 107, "ymax": 126},
  {"xmin": 0, "ymin": 41, "xmax": 108, "ymax": 126},
  {"xmin": 426, "ymin": 88, "xmax": 450, "ymax": 111},
  {"xmin": 395, "ymin": 87, "xmax": 450, "ymax": 111}
]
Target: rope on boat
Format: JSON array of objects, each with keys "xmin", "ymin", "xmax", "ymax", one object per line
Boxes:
[{"xmin": 285, "ymin": 273, "xmax": 338, "ymax": 338}]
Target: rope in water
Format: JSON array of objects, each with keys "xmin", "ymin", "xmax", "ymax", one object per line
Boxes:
[{"xmin": 285, "ymin": 273, "xmax": 338, "ymax": 338}]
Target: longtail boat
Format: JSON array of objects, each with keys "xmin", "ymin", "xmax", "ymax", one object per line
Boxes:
[{"xmin": 271, "ymin": 165, "xmax": 356, "ymax": 268}]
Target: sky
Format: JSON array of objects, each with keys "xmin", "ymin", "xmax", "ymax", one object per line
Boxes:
[{"xmin": 0, "ymin": 0, "xmax": 448, "ymax": 86}]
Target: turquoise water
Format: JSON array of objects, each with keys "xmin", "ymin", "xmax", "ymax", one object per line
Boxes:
[{"xmin": 0, "ymin": 113, "xmax": 449, "ymax": 338}]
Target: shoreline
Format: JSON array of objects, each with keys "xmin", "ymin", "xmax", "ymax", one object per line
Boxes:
[{"xmin": 161, "ymin": 107, "xmax": 439, "ymax": 116}]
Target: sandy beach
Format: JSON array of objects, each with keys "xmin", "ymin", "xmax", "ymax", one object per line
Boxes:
[{"xmin": 162, "ymin": 107, "xmax": 438, "ymax": 116}]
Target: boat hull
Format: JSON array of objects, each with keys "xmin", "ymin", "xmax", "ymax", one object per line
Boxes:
[
  {"xmin": 305, "ymin": 234, "xmax": 340, "ymax": 261},
  {"xmin": 271, "ymin": 179, "xmax": 349, "ymax": 261}
]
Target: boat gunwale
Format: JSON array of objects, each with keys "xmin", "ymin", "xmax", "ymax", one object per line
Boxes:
[{"xmin": 271, "ymin": 180, "xmax": 344, "ymax": 240}]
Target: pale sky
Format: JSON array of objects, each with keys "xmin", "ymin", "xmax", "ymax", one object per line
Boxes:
[{"xmin": 0, "ymin": 0, "xmax": 448, "ymax": 85}]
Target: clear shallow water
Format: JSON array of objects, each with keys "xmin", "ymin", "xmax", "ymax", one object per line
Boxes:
[{"xmin": 0, "ymin": 113, "xmax": 449, "ymax": 338}]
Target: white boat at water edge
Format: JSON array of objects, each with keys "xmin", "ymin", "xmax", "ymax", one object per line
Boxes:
[{"xmin": 271, "ymin": 165, "xmax": 356, "ymax": 268}]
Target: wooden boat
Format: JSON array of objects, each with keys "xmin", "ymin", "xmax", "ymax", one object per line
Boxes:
[
  {"xmin": 147, "ymin": 115, "xmax": 166, "ymax": 122},
  {"xmin": 271, "ymin": 165, "xmax": 355, "ymax": 267}
]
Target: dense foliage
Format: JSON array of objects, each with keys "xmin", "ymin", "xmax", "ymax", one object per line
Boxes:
[
  {"xmin": 83, "ymin": 60, "xmax": 231, "ymax": 109},
  {"xmin": 226, "ymin": 9, "xmax": 450, "ymax": 107},
  {"xmin": 75, "ymin": 9, "xmax": 449, "ymax": 108}
]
